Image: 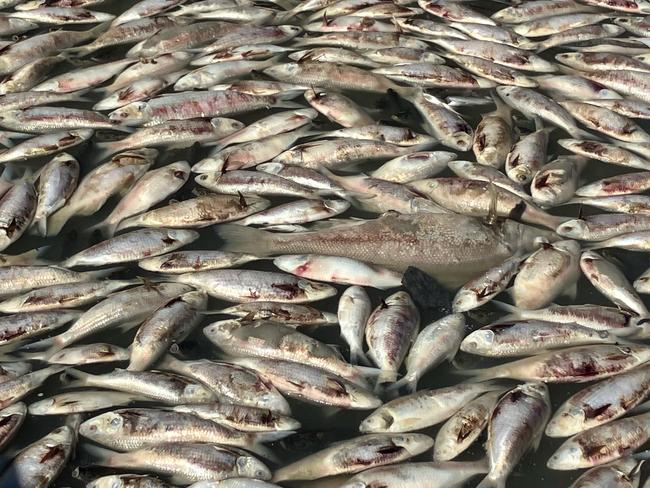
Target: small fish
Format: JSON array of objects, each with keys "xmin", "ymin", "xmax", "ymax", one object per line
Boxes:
[
  {"xmin": 479, "ymin": 383, "xmax": 551, "ymax": 488},
  {"xmin": 272, "ymin": 434, "xmax": 433, "ymax": 482},
  {"xmin": 338, "ymin": 286, "xmax": 372, "ymax": 366},
  {"xmin": 139, "ymin": 251, "xmax": 259, "ymax": 274},
  {"xmin": 548, "ymin": 411, "xmax": 650, "ymax": 470},
  {"xmin": 434, "ymin": 391, "xmax": 503, "ymax": 462},
  {"xmin": 390, "ymin": 314, "xmax": 465, "ymax": 393},
  {"xmin": 580, "ymin": 251, "xmax": 648, "ymax": 316},
  {"xmin": 29, "ymin": 391, "xmax": 139, "ymax": 415},
  {"xmin": 360, "ymin": 382, "xmax": 501, "ymax": 433}
]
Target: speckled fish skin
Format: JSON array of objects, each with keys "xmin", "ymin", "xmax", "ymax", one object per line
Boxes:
[
  {"xmin": 32, "ymin": 153, "xmax": 79, "ymax": 236},
  {"xmin": 494, "ymin": 301, "xmax": 641, "ymax": 331},
  {"xmin": 217, "ymin": 301, "xmax": 336, "ymax": 326},
  {"xmin": 0, "ymin": 425, "xmax": 73, "ymax": 488},
  {"xmin": 0, "ymin": 265, "xmax": 112, "ymax": 297},
  {"xmin": 580, "ymin": 251, "xmax": 649, "ymax": 316},
  {"xmin": 158, "ymin": 356, "xmax": 291, "ymax": 414},
  {"xmin": 93, "ymin": 161, "xmax": 190, "ymax": 237},
  {"xmin": 463, "ymin": 345, "xmax": 650, "ymax": 383},
  {"xmin": 548, "ymin": 411, "xmax": 650, "ymax": 470},
  {"xmin": 0, "ymin": 56, "xmax": 63, "ymax": 95},
  {"xmin": 139, "ymin": 250, "xmax": 260, "ymax": 274},
  {"xmin": 461, "ymin": 320, "xmax": 624, "ymax": 358},
  {"xmin": 215, "ymin": 212, "xmax": 556, "ymax": 288},
  {"xmin": 274, "ymin": 254, "xmax": 404, "ymax": 289},
  {"xmin": 453, "ymin": 256, "xmax": 523, "ymax": 313},
  {"xmin": 0, "ymin": 180, "xmax": 36, "ymax": 251},
  {"xmin": 272, "ymin": 433, "xmax": 433, "ymax": 482},
  {"xmin": 479, "ymin": 383, "xmax": 551, "ymax": 488},
  {"xmin": 176, "ymin": 269, "xmax": 336, "ymax": 303},
  {"xmin": 0, "ymin": 279, "xmax": 137, "ymax": 313},
  {"xmin": 0, "ymin": 402, "xmax": 26, "ymax": 452},
  {"xmin": 86, "ymin": 474, "xmax": 174, "ymax": 488},
  {"xmin": 44, "ymin": 282, "xmax": 193, "ymax": 353},
  {"xmin": 80, "ymin": 408, "xmax": 262, "ymax": 452},
  {"xmin": 171, "ymin": 403, "xmax": 300, "ymax": 433},
  {"xmin": 47, "ymin": 148, "xmax": 155, "ymax": 236},
  {"xmin": 410, "ymin": 177, "xmax": 566, "ymax": 230},
  {"xmin": 46, "ymin": 343, "xmax": 130, "ymax": 366},
  {"xmin": 568, "ymin": 457, "xmax": 642, "ymax": 488},
  {"xmin": 204, "ymin": 320, "xmax": 365, "ymax": 386},
  {"xmin": 371, "ymin": 151, "xmax": 455, "ymax": 183},
  {"xmin": 65, "ymin": 368, "xmax": 216, "ymax": 405},
  {"xmin": 560, "ymin": 101, "xmax": 650, "ymax": 143},
  {"xmin": 492, "ymin": 0, "xmax": 600, "ymax": 23},
  {"xmin": 62, "ymin": 228, "xmax": 199, "ymax": 268},
  {"xmin": 394, "ymin": 313, "xmax": 465, "ymax": 392},
  {"xmin": 232, "ymin": 356, "xmax": 381, "ymax": 410},
  {"xmin": 28, "ymin": 391, "xmax": 139, "ymax": 415},
  {"xmin": 434, "ymin": 391, "xmax": 503, "ymax": 462},
  {"xmin": 360, "ymin": 382, "xmax": 502, "ymax": 433},
  {"xmin": 339, "ymin": 460, "xmax": 489, "ymax": 488},
  {"xmin": 547, "ymin": 364, "xmax": 650, "ymax": 437},
  {"xmin": 128, "ymin": 291, "xmax": 208, "ymax": 371},
  {"xmin": 118, "ymin": 194, "xmax": 270, "ymax": 231},
  {"xmin": 338, "ymin": 286, "xmax": 372, "ymax": 366},
  {"xmin": 512, "ymin": 240, "xmax": 581, "ymax": 310},
  {"xmin": 365, "ymin": 291, "xmax": 419, "ymax": 384},
  {"xmin": 0, "ymin": 310, "xmax": 80, "ymax": 347},
  {"xmin": 505, "ymin": 128, "xmax": 551, "ymax": 185},
  {"xmin": 0, "ymin": 365, "xmax": 65, "ymax": 409},
  {"xmin": 89, "ymin": 443, "xmax": 271, "ymax": 485},
  {"xmin": 558, "ymin": 214, "xmax": 650, "ymax": 241}
]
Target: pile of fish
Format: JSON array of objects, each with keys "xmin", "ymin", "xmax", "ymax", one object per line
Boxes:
[{"xmin": 5, "ymin": 0, "xmax": 650, "ymax": 487}]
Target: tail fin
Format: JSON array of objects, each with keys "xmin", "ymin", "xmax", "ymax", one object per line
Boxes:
[
  {"xmin": 80, "ymin": 443, "xmax": 119, "ymax": 467},
  {"xmin": 476, "ymin": 475, "xmax": 504, "ymax": 488},
  {"xmin": 61, "ymin": 368, "xmax": 96, "ymax": 388},
  {"xmin": 214, "ymin": 224, "xmax": 276, "ymax": 256},
  {"xmin": 384, "ymin": 374, "xmax": 417, "ymax": 395},
  {"xmin": 90, "ymin": 141, "xmax": 121, "ymax": 166},
  {"xmin": 350, "ymin": 347, "xmax": 372, "ymax": 367}
]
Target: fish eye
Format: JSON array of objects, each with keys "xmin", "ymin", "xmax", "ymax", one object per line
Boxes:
[{"xmin": 110, "ymin": 417, "xmax": 121, "ymax": 427}]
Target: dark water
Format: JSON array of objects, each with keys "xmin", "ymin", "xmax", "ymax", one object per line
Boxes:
[{"xmin": 2, "ymin": 0, "xmax": 650, "ymax": 487}]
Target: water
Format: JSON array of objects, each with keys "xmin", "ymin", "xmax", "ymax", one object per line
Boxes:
[{"xmin": 2, "ymin": 0, "xmax": 650, "ymax": 487}]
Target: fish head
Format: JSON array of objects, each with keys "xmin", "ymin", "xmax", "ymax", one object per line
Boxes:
[
  {"xmin": 451, "ymin": 290, "xmax": 478, "ymax": 313},
  {"xmin": 263, "ymin": 62, "xmax": 299, "ymax": 80},
  {"xmin": 182, "ymin": 381, "xmax": 216, "ymax": 402},
  {"xmin": 180, "ymin": 290, "xmax": 208, "ymax": 310},
  {"xmin": 79, "ymin": 413, "xmax": 122, "ymax": 440},
  {"xmin": 299, "ymin": 279, "xmax": 337, "ymax": 301},
  {"xmin": 555, "ymin": 219, "xmax": 589, "ymax": 239},
  {"xmin": 546, "ymin": 441, "xmax": 582, "ymax": 471},
  {"xmin": 192, "ymin": 156, "xmax": 224, "ymax": 173},
  {"xmin": 394, "ymin": 433, "xmax": 434, "ymax": 455},
  {"xmin": 236, "ymin": 455, "xmax": 272, "ymax": 480},
  {"xmin": 164, "ymin": 229, "xmax": 200, "ymax": 246},
  {"xmin": 554, "ymin": 52, "xmax": 580, "ymax": 65},
  {"xmin": 203, "ymin": 319, "xmax": 242, "ymax": 342},
  {"xmin": 460, "ymin": 329, "xmax": 494, "ymax": 354},
  {"xmin": 545, "ymin": 407, "xmax": 585, "ymax": 438},
  {"xmin": 273, "ymin": 255, "xmax": 311, "ymax": 275},
  {"xmin": 348, "ymin": 385, "xmax": 382, "ymax": 410},
  {"xmin": 108, "ymin": 102, "xmax": 148, "ymax": 125},
  {"xmin": 256, "ymin": 162, "xmax": 284, "ymax": 175},
  {"xmin": 210, "ymin": 117, "xmax": 245, "ymax": 135},
  {"xmin": 359, "ymin": 409, "xmax": 394, "ymax": 433},
  {"xmin": 518, "ymin": 382, "xmax": 551, "ymax": 404}
]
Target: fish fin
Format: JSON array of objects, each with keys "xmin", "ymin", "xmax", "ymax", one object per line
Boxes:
[
  {"xmin": 214, "ymin": 224, "xmax": 275, "ymax": 256},
  {"xmin": 384, "ymin": 374, "xmax": 417, "ymax": 395},
  {"xmin": 350, "ymin": 347, "xmax": 372, "ymax": 367},
  {"xmin": 45, "ymin": 204, "xmax": 76, "ymax": 236},
  {"xmin": 245, "ymin": 442, "xmax": 280, "ymax": 464},
  {"xmin": 61, "ymin": 368, "xmax": 95, "ymax": 388}
]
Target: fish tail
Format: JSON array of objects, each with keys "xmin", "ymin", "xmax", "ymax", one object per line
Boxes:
[
  {"xmin": 350, "ymin": 348, "xmax": 372, "ymax": 367},
  {"xmin": 46, "ymin": 204, "xmax": 77, "ymax": 236},
  {"xmin": 91, "ymin": 141, "xmax": 121, "ymax": 166},
  {"xmin": 375, "ymin": 369, "xmax": 398, "ymax": 388},
  {"xmin": 476, "ymin": 475, "xmax": 504, "ymax": 488},
  {"xmin": 34, "ymin": 217, "xmax": 47, "ymax": 237},
  {"xmin": 384, "ymin": 374, "xmax": 417, "ymax": 395},
  {"xmin": 454, "ymin": 365, "xmax": 502, "ymax": 383},
  {"xmin": 62, "ymin": 368, "xmax": 95, "ymax": 387},
  {"xmin": 81, "ymin": 443, "xmax": 120, "ymax": 468},
  {"xmin": 490, "ymin": 300, "xmax": 519, "ymax": 318},
  {"xmin": 214, "ymin": 224, "xmax": 276, "ymax": 256},
  {"xmin": 246, "ymin": 442, "xmax": 280, "ymax": 464}
]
